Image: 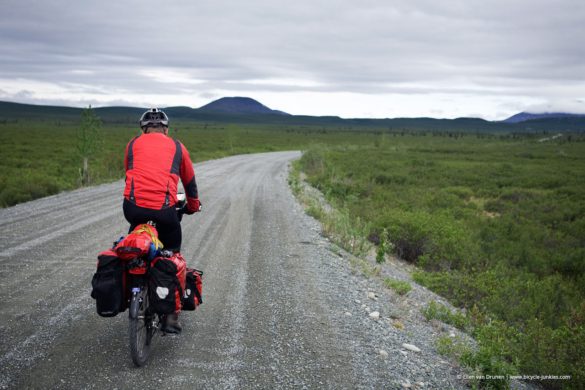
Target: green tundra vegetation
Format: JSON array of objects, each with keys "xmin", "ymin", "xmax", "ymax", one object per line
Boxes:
[
  {"xmin": 1, "ymin": 109, "xmax": 584, "ymax": 388},
  {"xmin": 298, "ymin": 135, "xmax": 585, "ymax": 389},
  {"xmin": 0, "ymin": 117, "xmax": 386, "ymax": 207}
]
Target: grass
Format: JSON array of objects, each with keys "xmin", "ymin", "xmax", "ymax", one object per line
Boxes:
[
  {"xmin": 290, "ymin": 159, "xmax": 372, "ymax": 257},
  {"xmin": 297, "ymin": 134, "xmax": 585, "ymax": 389},
  {"xmin": 421, "ymin": 300, "xmax": 469, "ymax": 330},
  {"xmin": 0, "ymin": 118, "xmax": 385, "ymax": 207},
  {"xmin": 383, "ymin": 278, "xmax": 412, "ymax": 295}
]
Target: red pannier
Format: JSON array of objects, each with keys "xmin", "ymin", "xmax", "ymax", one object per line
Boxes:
[
  {"xmin": 148, "ymin": 253, "xmax": 186, "ymax": 314},
  {"xmin": 115, "ymin": 223, "xmax": 162, "ymax": 260},
  {"xmin": 182, "ymin": 268, "xmax": 203, "ymax": 311}
]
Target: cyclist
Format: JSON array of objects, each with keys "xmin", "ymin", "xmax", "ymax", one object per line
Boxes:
[{"xmin": 123, "ymin": 108, "xmax": 201, "ymax": 333}]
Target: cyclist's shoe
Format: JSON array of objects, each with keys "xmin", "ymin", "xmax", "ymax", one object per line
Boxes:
[{"xmin": 162, "ymin": 313, "xmax": 182, "ymax": 334}]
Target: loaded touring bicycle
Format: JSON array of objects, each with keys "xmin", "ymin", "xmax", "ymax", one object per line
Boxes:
[{"xmin": 90, "ymin": 194, "xmax": 203, "ymax": 366}]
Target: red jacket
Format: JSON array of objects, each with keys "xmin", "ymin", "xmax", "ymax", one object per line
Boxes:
[{"xmin": 124, "ymin": 133, "xmax": 199, "ymax": 212}]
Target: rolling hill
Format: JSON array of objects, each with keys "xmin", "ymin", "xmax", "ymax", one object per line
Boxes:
[
  {"xmin": 503, "ymin": 112, "xmax": 585, "ymax": 123},
  {"xmin": 198, "ymin": 97, "xmax": 289, "ymax": 116},
  {"xmin": 1, "ymin": 99, "xmax": 584, "ymax": 133}
]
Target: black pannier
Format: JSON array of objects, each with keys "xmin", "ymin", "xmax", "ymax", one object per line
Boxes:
[
  {"xmin": 91, "ymin": 250, "xmax": 125, "ymax": 317},
  {"xmin": 148, "ymin": 257, "xmax": 181, "ymax": 315},
  {"xmin": 182, "ymin": 268, "xmax": 203, "ymax": 311}
]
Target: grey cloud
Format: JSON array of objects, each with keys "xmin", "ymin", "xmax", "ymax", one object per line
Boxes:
[{"xmin": 1, "ymin": 0, "xmax": 584, "ymax": 117}]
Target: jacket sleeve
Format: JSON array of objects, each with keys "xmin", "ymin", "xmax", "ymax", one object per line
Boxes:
[{"xmin": 179, "ymin": 143, "xmax": 200, "ymax": 212}]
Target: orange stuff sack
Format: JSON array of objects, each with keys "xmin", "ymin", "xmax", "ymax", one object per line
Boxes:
[{"xmin": 115, "ymin": 223, "xmax": 162, "ymax": 260}]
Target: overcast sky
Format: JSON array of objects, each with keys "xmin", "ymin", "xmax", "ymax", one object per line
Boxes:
[{"xmin": 1, "ymin": 0, "xmax": 584, "ymax": 120}]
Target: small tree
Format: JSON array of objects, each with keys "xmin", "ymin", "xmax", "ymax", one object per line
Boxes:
[
  {"xmin": 77, "ymin": 106, "xmax": 102, "ymax": 185},
  {"xmin": 376, "ymin": 229, "xmax": 391, "ymax": 264}
]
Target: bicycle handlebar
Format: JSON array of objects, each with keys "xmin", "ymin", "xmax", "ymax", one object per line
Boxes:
[{"xmin": 175, "ymin": 193, "xmax": 202, "ymax": 222}]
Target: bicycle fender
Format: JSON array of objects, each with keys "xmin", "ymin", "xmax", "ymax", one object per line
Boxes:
[{"xmin": 129, "ymin": 288, "xmax": 141, "ymax": 319}]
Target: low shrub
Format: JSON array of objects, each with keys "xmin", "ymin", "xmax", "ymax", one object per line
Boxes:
[
  {"xmin": 385, "ymin": 209, "xmax": 477, "ymax": 271},
  {"xmin": 299, "ymin": 146, "xmax": 327, "ymax": 177},
  {"xmin": 421, "ymin": 300, "xmax": 469, "ymax": 331},
  {"xmin": 383, "ymin": 278, "xmax": 411, "ymax": 295}
]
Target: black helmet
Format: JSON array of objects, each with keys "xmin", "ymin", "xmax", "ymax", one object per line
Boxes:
[{"xmin": 139, "ymin": 108, "xmax": 169, "ymax": 129}]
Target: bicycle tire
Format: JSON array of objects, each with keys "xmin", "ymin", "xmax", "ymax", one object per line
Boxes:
[{"xmin": 129, "ymin": 288, "xmax": 152, "ymax": 367}]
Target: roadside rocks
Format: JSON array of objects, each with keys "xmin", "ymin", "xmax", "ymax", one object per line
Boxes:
[
  {"xmin": 400, "ymin": 379, "xmax": 426, "ymax": 389},
  {"xmin": 402, "ymin": 343, "xmax": 421, "ymax": 353},
  {"xmin": 293, "ymin": 171, "xmax": 486, "ymax": 390}
]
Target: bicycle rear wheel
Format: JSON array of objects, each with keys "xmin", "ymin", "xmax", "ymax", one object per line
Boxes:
[{"xmin": 129, "ymin": 287, "xmax": 155, "ymax": 366}]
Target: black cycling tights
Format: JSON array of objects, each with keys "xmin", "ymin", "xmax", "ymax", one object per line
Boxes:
[{"xmin": 123, "ymin": 199, "xmax": 182, "ymax": 252}]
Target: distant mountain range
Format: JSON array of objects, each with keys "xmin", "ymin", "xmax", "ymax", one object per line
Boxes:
[
  {"xmin": 0, "ymin": 97, "xmax": 584, "ymax": 133},
  {"xmin": 503, "ymin": 112, "xmax": 585, "ymax": 123}
]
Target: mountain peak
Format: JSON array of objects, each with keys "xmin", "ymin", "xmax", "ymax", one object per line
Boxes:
[
  {"xmin": 503, "ymin": 112, "xmax": 585, "ymax": 123},
  {"xmin": 197, "ymin": 96, "xmax": 289, "ymax": 116}
]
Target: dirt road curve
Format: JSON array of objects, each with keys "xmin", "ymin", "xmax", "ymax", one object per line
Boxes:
[{"xmin": 0, "ymin": 152, "xmax": 467, "ymax": 389}]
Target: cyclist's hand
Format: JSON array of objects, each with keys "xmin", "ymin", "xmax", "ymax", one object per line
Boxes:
[{"xmin": 185, "ymin": 199, "xmax": 202, "ymax": 214}]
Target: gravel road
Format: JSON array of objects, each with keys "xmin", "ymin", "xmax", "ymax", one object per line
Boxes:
[{"xmin": 0, "ymin": 151, "xmax": 470, "ymax": 389}]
